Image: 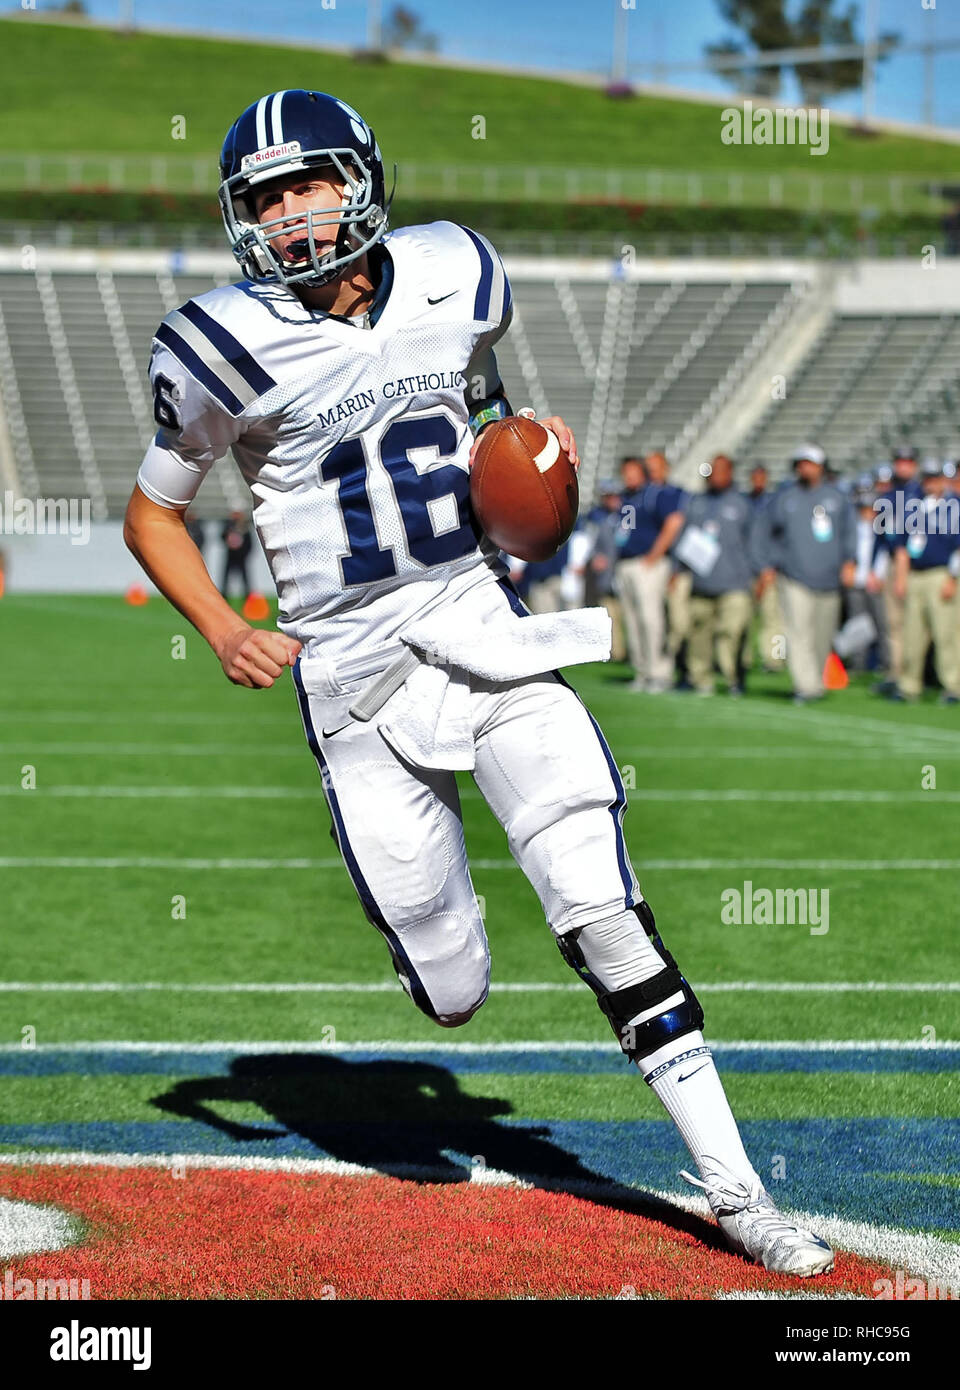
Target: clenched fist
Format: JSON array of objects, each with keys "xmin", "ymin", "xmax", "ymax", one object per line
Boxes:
[{"xmin": 215, "ymin": 624, "xmax": 302, "ymax": 688}]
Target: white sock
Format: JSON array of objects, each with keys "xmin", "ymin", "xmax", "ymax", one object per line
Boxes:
[
  {"xmin": 568, "ymin": 908, "xmax": 761, "ymax": 1193},
  {"xmin": 637, "ymin": 1029, "xmax": 760, "ymax": 1192}
]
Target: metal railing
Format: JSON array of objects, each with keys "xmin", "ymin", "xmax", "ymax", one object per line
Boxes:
[
  {"xmin": 0, "ymin": 153, "xmax": 956, "ymax": 214},
  {"xmin": 0, "ymin": 221, "xmax": 944, "ymax": 261}
]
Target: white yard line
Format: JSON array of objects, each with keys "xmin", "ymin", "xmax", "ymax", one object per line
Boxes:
[
  {"xmin": 0, "ymin": 1196, "xmax": 80, "ymax": 1258},
  {"xmin": 692, "ymin": 981, "xmax": 960, "ymax": 993},
  {"xmin": 617, "ymin": 745, "xmax": 960, "ymax": 760},
  {"xmin": 0, "ymin": 856, "xmax": 346, "ymax": 869},
  {"xmin": 627, "ymin": 789, "xmax": 958, "ymax": 803},
  {"xmin": 2, "ymin": 856, "xmax": 959, "ymax": 870},
  {"xmin": 619, "ymin": 858, "xmax": 960, "ymax": 870},
  {"xmin": 0, "ymin": 784, "xmax": 955, "ymax": 803},
  {"xmin": 0, "ymin": 785, "xmax": 318, "ymax": 800},
  {"xmin": 0, "ymin": 1038, "xmax": 954, "ymax": 1054},
  {"xmin": 0, "ymin": 981, "xmax": 956, "ymax": 995},
  {"xmin": 606, "ymin": 696, "xmax": 954, "ymax": 748},
  {"xmin": 0, "ymin": 742, "xmax": 307, "ymax": 757},
  {"xmin": 730, "ymin": 702, "xmax": 960, "ymax": 748},
  {"xmin": 5, "ymin": 740, "xmax": 959, "ymax": 762},
  {"xmin": 714, "ymin": 1291, "xmax": 869, "ymax": 1300},
  {"xmin": 0, "ymin": 710, "xmax": 293, "ymax": 727}
]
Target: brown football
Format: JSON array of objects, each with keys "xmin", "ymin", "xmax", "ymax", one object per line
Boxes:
[{"xmin": 469, "ymin": 416, "xmax": 579, "ymax": 563}]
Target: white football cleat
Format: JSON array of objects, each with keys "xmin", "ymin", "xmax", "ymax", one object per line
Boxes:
[{"xmin": 681, "ymin": 1161, "xmax": 835, "ymax": 1278}]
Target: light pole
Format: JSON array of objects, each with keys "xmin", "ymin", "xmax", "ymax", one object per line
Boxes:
[
  {"xmin": 368, "ymin": 0, "xmax": 382, "ymax": 53},
  {"xmin": 862, "ymin": 0, "xmax": 878, "ymax": 126},
  {"xmin": 611, "ymin": 0, "xmax": 630, "ymax": 88}
]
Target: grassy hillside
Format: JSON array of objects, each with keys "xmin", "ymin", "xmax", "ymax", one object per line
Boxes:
[{"xmin": 2, "ymin": 17, "xmax": 959, "ymax": 180}]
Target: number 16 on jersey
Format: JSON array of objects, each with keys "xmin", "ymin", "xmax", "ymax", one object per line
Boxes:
[{"xmin": 320, "ymin": 410, "xmax": 481, "ymax": 586}]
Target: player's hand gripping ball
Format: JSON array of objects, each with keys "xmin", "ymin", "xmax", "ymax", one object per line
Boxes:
[{"xmin": 469, "ymin": 416, "xmax": 579, "ymax": 562}]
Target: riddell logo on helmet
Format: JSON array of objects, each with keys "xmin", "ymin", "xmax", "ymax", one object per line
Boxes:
[{"xmin": 241, "ymin": 142, "xmax": 303, "ymax": 173}]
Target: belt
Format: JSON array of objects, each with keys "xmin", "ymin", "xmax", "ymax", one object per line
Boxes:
[
  {"xmin": 297, "ymin": 640, "xmax": 426, "ymax": 736},
  {"xmin": 347, "ymin": 647, "xmax": 422, "ymax": 721}
]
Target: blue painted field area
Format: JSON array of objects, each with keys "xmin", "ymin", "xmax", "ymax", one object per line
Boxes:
[
  {"xmin": 1, "ymin": 1116, "xmax": 958, "ymax": 1235},
  {"xmin": 1, "ymin": 1045, "xmax": 957, "ymax": 1236},
  {"xmin": 1, "ymin": 1043, "xmax": 958, "ymax": 1077}
]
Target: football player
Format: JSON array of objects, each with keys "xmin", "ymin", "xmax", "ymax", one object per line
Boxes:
[{"xmin": 124, "ymin": 89, "xmax": 834, "ymax": 1277}]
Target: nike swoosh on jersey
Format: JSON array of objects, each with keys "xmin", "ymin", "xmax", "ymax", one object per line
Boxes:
[
  {"xmin": 677, "ymin": 1064, "xmax": 710, "ymax": 1083},
  {"xmin": 427, "ymin": 291, "xmax": 458, "ymax": 305}
]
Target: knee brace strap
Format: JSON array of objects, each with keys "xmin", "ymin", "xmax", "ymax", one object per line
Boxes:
[
  {"xmin": 600, "ymin": 973, "xmax": 704, "ymax": 1062},
  {"xmin": 558, "ymin": 900, "xmax": 705, "ymax": 1063},
  {"xmin": 597, "ymin": 967, "xmax": 683, "ymax": 1029}
]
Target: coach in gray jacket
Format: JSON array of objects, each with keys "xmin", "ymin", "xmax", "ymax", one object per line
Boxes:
[
  {"xmin": 751, "ymin": 444, "xmax": 856, "ymax": 702},
  {"xmin": 678, "ymin": 454, "xmax": 756, "ymax": 695}
]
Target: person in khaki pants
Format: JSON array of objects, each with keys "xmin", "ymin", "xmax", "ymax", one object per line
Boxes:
[
  {"xmin": 747, "ymin": 466, "xmax": 786, "ymax": 673},
  {"xmin": 677, "ymin": 455, "xmax": 756, "ymax": 696},
  {"xmin": 647, "ymin": 450, "xmax": 695, "ymax": 685},
  {"xmin": 874, "ymin": 449, "xmax": 922, "ymax": 694},
  {"xmin": 615, "ymin": 455, "xmax": 687, "ymax": 693},
  {"xmin": 892, "ymin": 458, "xmax": 960, "ymax": 704},
  {"xmin": 750, "ymin": 445, "xmax": 856, "ymax": 703}
]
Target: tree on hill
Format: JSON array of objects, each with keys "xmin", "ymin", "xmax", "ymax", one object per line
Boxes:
[
  {"xmin": 793, "ymin": 0, "xmax": 874, "ymax": 107},
  {"xmin": 707, "ymin": 0, "xmax": 899, "ymax": 104},
  {"xmin": 383, "ymin": 6, "xmax": 438, "ymax": 54},
  {"xmin": 708, "ymin": 0, "xmax": 793, "ymax": 98}
]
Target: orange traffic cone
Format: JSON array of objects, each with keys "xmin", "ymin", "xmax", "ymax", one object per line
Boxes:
[
  {"xmin": 125, "ymin": 584, "xmax": 149, "ymax": 606},
  {"xmin": 242, "ymin": 592, "xmax": 270, "ymax": 621},
  {"xmin": 823, "ymin": 651, "xmax": 848, "ymax": 690}
]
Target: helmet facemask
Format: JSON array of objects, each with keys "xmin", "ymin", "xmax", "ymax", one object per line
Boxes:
[{"xmin": 219, "ymin": 147, "xmax": 390, "ymax": 289}]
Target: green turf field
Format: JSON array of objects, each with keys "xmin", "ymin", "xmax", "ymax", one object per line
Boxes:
[
  {"xmin": 0, "ymin": 593, "xmax": 958, "ymax": 1259},
  {"xmin": 1, "ymin": 17, "xmax": 958, "ymax": 216},
  {"xmin": 1, "ymin": 591, "xmax": 958, "ymax": 1045}
]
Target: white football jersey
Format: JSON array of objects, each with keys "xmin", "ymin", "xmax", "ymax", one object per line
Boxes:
[{"xmin": 136, "ymin": 220, "xmax": 513, "ymax": 661}]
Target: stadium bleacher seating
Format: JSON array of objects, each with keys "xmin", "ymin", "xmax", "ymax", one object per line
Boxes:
[
  {"xmin": 1, "ymin": 254, "xmax": 960, "ymax": 517},
  {"xmin": 744, "ymin": 314, "xmax": 960, "ymax": 473},
  {"xmin": 0, "ymin": 264, "xmax": 247, "ymax": 517}
]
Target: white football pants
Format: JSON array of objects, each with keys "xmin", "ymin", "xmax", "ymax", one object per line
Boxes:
[{"xmin": 295, "ymin": 658, "xmax": 645, "ymax": 1025}]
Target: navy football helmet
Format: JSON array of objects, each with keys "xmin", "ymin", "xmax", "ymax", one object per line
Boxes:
[{"xmin": 218, "ymin": 89, "xmax": 391, "ymax": 288}]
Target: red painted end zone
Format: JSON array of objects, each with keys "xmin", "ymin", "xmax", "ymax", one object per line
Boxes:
[{"xmin": 0, "ymin": 1166, "xmax": 895, "ymax": 1300}]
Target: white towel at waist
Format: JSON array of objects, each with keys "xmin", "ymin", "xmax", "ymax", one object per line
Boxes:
[
  {"xmin": 397, "ymin": 603, "xmax": 611, "ymax": 681},
  {"xmin": 376, "ymin": 605, "xmax": 611, "ymax": 771}
]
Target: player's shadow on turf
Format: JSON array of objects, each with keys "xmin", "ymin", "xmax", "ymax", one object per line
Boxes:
[{"xmin": 151, "ymin": 1053, "xmax": 722, "ymax": 1247}]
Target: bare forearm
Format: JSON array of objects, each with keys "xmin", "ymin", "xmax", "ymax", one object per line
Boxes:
[
  {"xmin": 124, "ymin": 486, "xmax": 301, "ymax": 688},
  {"xmin": 123, "ymin": 491, "xmax": 244, "ymax": 657}
]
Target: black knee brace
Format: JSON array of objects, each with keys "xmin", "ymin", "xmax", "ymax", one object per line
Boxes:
[{"xmin": 558, "ymin": 900, "xmax": 704, "ymax": 1064}]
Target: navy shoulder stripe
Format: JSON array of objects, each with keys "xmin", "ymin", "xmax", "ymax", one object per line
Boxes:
[
  {"xmin": 179, "ymin": 300, "xmax": 276, "ymax": 396},
  {"xmin": 155, "ymin": 322, "xmax": 246, "ymax": 416},
  {"xmin": 459, "ymin": 225, "xmax": 495, "ymax": 321}
]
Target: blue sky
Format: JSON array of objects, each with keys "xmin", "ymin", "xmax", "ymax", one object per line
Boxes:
[{"xmin": 41, "ymin": 0, "xmax": 960, "ymax": 128}]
